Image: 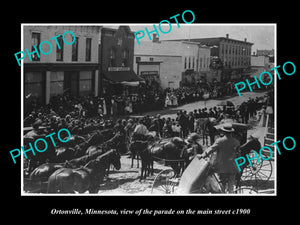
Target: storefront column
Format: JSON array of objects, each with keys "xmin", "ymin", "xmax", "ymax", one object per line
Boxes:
[
  {"xmin": 94, "ymin": 70, "xmax": 99, "ymax": 97},
  {"xmin": 45, "ymin": 71, "xmax": 51, "ymax": 105}
]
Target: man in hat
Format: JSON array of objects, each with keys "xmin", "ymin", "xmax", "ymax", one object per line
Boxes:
[
  {"xmin": 199, "ymin": 123, "xmax": 240, "ymax": 193},
  {"xmin": 24, "ymin": 119, "xmax": 45, "ymax": 142},
  {"xmin": 185, "ymin": 133, "xmax": 203, "ymax": 164}
]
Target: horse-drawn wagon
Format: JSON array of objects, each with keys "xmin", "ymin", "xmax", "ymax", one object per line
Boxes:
[{"xmin": 150, "ymin": 122, "xmax": 273, "ymax": 194}]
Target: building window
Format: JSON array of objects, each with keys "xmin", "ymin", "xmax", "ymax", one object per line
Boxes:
[
  {"xmin": 86, "ymin": 38, "xmax": 92, "ymax": 61},
  {"xmin": 56, "ymin": 35, "xmax": 64, "ymax": 61},
  {"xmin": 200, "ymin": 58, "xmax": 202, "ymax": 68},
  {"xmin": 109, "ymin": 48, "xmax": 116, "ymax": 67},
  {"xmin": 50, "ymin": 71, "xmax": 64, "ymax": 96},
  {"xmin": 79, "ymin": 71, "xmax": 93, "ymax": 96},
  {"xmin": 188, "ymin": 57, "xmax": 191, "ymax": 69},
  {"xmin": 122, "ymin": 49, "xmax": 129, "ymax": 66},
  {"xmin": 184, "ymin": 57, "xmax": 187, "ymax": 69},
  {"xmin": 72, "ymin": 37, "xmax": 79, "ymax": 61},
  {"xmin": 31, "ymin": 32, "xmax": 41, "ymax": 61},
  {"xmin": 136, "ymin": 57, "xmax": 141, "ymax": 62},
  {"xmin": 24, "ymin": 72, "xmax": 43, "ymax": 103}
]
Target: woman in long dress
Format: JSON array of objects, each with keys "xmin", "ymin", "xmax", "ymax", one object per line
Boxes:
[{"xmin": 165, "ymin": 94, "xmax": 170, "ymax": 108}]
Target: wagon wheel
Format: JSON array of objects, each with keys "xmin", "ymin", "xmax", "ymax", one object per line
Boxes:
[
  {"xmin": 240, "ymin": 151, "xmax": 273, "ymax": 189},
  {"xmin": 151, "ymin": 169, "xmax": 179, "ymax": 194},
  {"xmin": 234, "ymin": 187, "xmax": 258, "ymax": 194}
]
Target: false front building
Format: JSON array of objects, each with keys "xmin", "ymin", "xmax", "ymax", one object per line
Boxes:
[{"xmin": 99, "ymin": 26, "xmax": 143, "ymax": 96}]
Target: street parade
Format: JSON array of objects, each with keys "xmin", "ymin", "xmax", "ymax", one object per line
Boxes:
[
  {"xmin": 20, "ymin": 24, "xmax": 276, "ymax": 195},
  {"xmin": 22, "ymin": 85, "xmax": 274, "ymax": 194}
]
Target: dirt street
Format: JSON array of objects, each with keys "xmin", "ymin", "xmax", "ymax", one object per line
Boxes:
[{"xmin": 96, "ymin": 91, "xmax": 275, "ymax": 195}]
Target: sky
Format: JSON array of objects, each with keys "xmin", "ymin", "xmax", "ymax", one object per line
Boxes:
[{"xmin": 128, "ymin": 24, "xmax": 275, "ymax": 53}]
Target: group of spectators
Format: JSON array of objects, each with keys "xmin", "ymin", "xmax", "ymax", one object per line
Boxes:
[
  {"xmin": 164, "ymin": 81, "xmax": 237, "ymax": 107},
  {"xmin": 24, "ymin": 84, "xmax": 274, "ymax": 148},
  {"xmin": 24, "ymin": 81, "xmax": 240, "ymax": 119}
]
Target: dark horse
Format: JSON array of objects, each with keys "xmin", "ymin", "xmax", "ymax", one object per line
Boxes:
[
  {"xmin": 53, "ymin": 129, "xmax": 116, "ymax": 163},
  {"xmin": 85, "ymin": 131, "xmax": 123, "ymax": 156},
  {"xmin": 132, "ymin": 137, "xmax": 187, "ymax": 181},
  {"xmin": 129, "ymin": 140, "xmax": 151, "ymax": 181},
  {"xmin": 47, "ymin": 149, "xmax": 121, "ymax": 193},
  {"xmin": 150, "ymin": 137, "xmax": 188, "ymax": 177}
]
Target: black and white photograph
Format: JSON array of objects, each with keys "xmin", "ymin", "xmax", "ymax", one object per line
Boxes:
[
  {"xmin": 3, "ymin": 3, "xmax": 299, "ymax": 220},
  {"xmin": 21, "ymin": 24, "xmax": 276, "ymax": 195}
]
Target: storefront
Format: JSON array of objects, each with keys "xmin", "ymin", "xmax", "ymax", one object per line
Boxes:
[
  {"xmin": 102, "ymin": 66, "xmax": 144, "ymax": 96},
  {"xmin": 24, "ymin": 63, "xmax": 99, "ymax": 105}
]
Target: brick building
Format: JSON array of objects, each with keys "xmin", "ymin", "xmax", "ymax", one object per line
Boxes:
[
  {"xmin": 99, "ymin": 26, "xmax": 143, "ymax": 96},
  {"xmin": 169, "ymin": 34, "xmax": 253, "ymax": 82},
  {"xmin": 23, "ymin": 25, "xmax": 101, "ymax": 105}
]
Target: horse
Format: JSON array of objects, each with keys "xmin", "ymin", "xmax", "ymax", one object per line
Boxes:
[
  {"xmin": 128, "ymin": 141, "xmax": 141, "ymax": 168},
  {"xmin": 128, "ymin": 140, "xmax": 151, "ymax": 180},
  {"xmin": 55, "ymin": 146, "xmax": 77, "ymax": 163},
  {"xmin": 128, "ymin": 132, "xmax": 158, "ymax": 169},
  {"xmin": 149, "ymin": 137, "xmax": 188, "ymax": 178},
  {"xmin": 66, "ymin": 148, "xmax": 106, "ymax": 168},
  {"xmin": 29, "ymin": 162, "xmax": 71, "ymax": 182},
  {"xmin": 47, "ymin": 149, "xmax": 121, "ymax": 194},
  {"xmin": 60, "ymin": 135, "xmax": 86, "ymax": 147},
  {"xmin": 55, "ymin": 130, "xmax": 112, "ymax": 160},
  {"xmin": 23, "ymin": 137, "xmax": 57, "ymax": 174},
  {"xmin": 98, "ymin": 132, "xmax": 126, "ymax": 154}
]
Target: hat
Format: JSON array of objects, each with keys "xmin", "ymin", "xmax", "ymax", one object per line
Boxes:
[
  {"xmin": 187, "ymin": 133, "xmax": 201, "ymax": 142},
  {"xmin": 186, "ymin": 133, "xmax": 202, "ymax": 145},
  {"xmin": 220, "ymin": 124, "xmax": 235, "ymax": 133}
]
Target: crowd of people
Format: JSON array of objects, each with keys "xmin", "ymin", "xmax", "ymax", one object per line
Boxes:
[
  {"xmin": 24, "ymin": 81, "xmax": 244, "ymax": 119},
  {"xmin": 23, "ymin": 86, "xmax": 274, "ymax": 194},
  {"xmin": 24, "ymin": 82, "xmax": 274, "ymax": 145},
  {"xmin": 164, "ymin": 81, "xmax": 237, "ymax": 107}
]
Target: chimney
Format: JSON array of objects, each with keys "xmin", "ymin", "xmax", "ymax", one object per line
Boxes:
[
  {"xmin": 226, "ymin": 34, "xmax": 229, "ymax": 39},
  {"xmin": 152, "ymin": 33, "xmax": 159, "ymax": 42},
  {"xmin": 244, "ymin": 38, "xmax": 247, "ymax": 42}
]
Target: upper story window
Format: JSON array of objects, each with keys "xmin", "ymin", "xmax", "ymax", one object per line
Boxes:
[
  {"xmin": 31, "ymin": 32, "xmax": 41, "ymax": 61},
  {"xmin": 56, "ymin": 35, "xmax": 64, "ymax": 61},
  {"xmin": 86, "ymin": 38, "xmax": 92, "ymax": 61},
  {"xmin": 109, "ymin": 48, "xmax": 116, "ymax": 67},
  {"xmin": 121, "ymin": 49, "xmax": 129, "ymax": 66},
  {"xmin": 72, "ymin": 37, "xmax": 79, "ymax": 61}
]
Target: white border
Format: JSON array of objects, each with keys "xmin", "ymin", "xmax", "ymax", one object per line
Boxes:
[{"xmin": 20, "ymin": 23, "xmax": 277, "ymax": 196}]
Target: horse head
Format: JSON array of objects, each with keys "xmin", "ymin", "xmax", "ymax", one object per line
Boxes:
[{"xmin": 171, "ymin": 137, "xmax": 187, "ymax": 149}]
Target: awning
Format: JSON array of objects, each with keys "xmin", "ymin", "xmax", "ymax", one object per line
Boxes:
[
  {"xmin": 121, "ymin": 81, "xmax": 140, "ymax": 86},
  {"xmin": 104, "ymin": 70, "xmax": 144, "ymax": 83}
]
